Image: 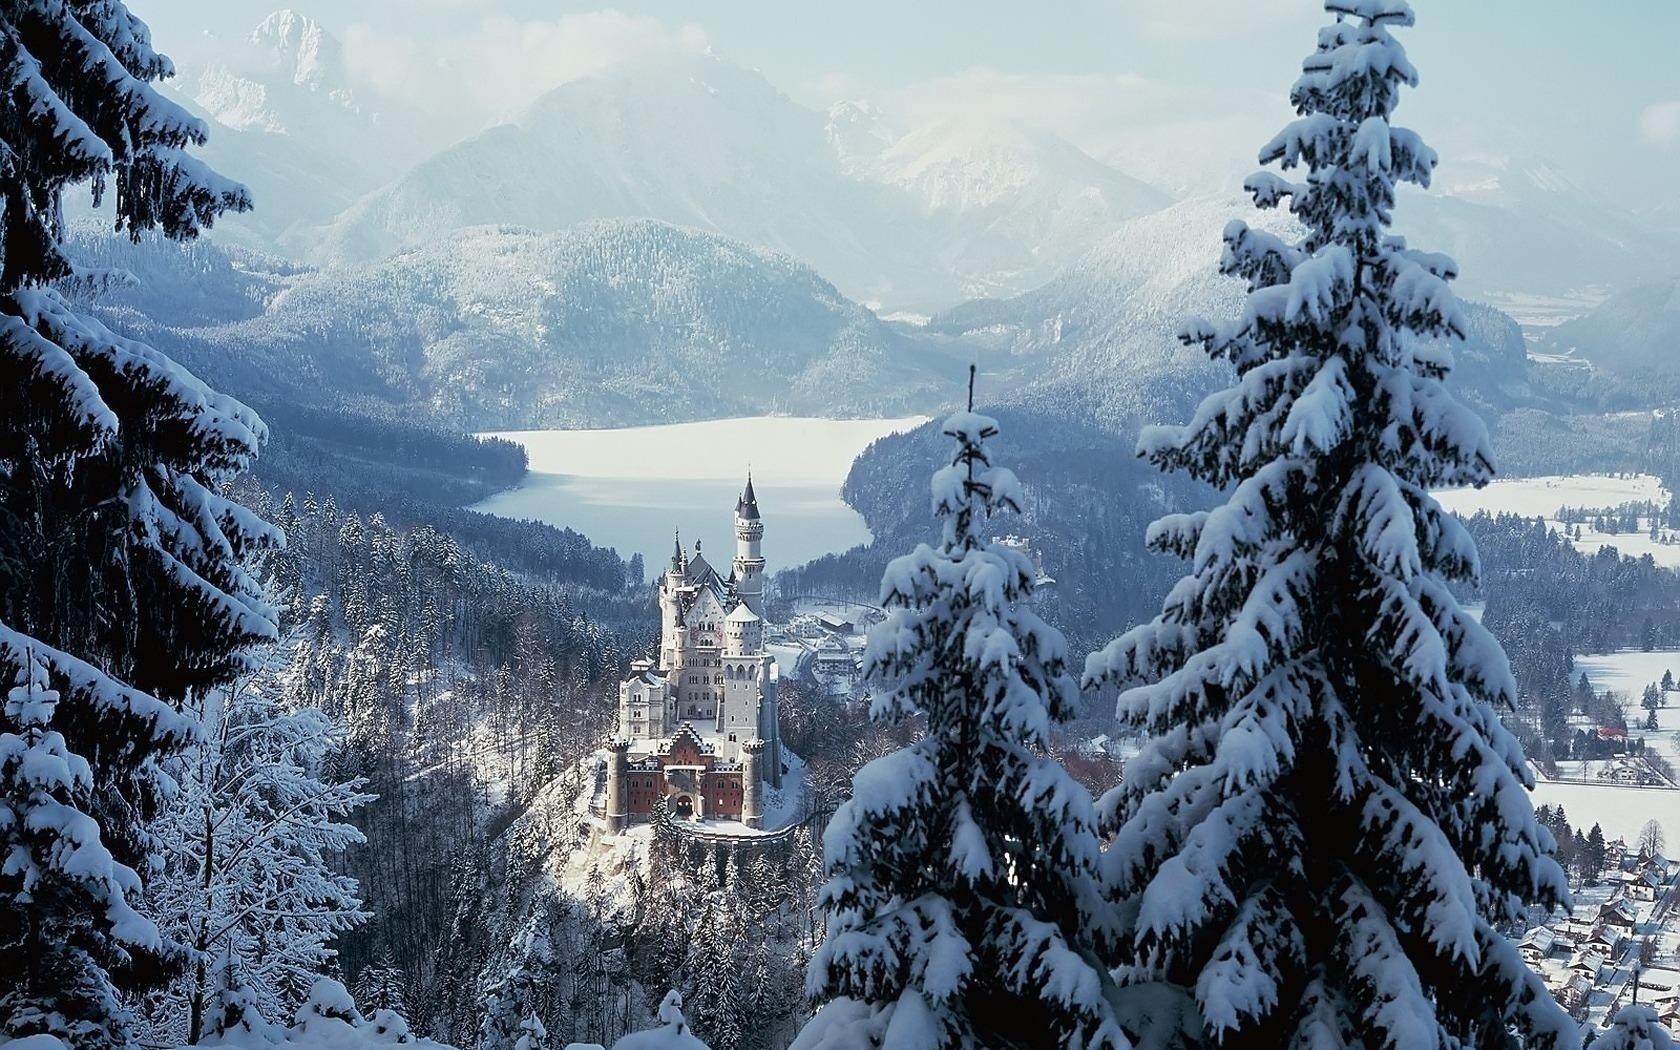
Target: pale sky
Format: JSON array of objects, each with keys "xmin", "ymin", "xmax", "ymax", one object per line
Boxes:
[{"xmin": 132, "ymin": 0, "xmax": 1678, "ymax": 203}]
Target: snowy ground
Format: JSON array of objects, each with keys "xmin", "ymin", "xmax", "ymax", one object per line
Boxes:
[
  {"xmin": 472, "ymin": 416, "xmax": 927, "ymax": 572},
  {"xmin": 1435, "ymin": 474, "xmax": 1680, "ymax": 568},
  {"xmin": 1532, "ymin": 649, "xmax": 1680, "ymax": 844},
  {"xmin": 1578, "ymin": 650, "xmax": 1680, "ymax": 703},
  {"xmin": 1530, "ymin": 780, "xmax": 1680, "ymax": 846}
]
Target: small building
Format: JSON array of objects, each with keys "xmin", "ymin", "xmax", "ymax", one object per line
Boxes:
[
  {"xmin": 1519, "ymin": 928, "xmax": 1556, "ymax": 965},
  {"xmin": 1657, "ymin": 999, "xmax": 1680, "ymax": 1036},
  {"xmin": 1597, "ymin": 899, "xmax": 1639, "ymax": 931},
  {"xmin": 1567, "ymin": 949, "xmax": 1606, "ymax": 982},
  {"xmin": 1559, "ymin": 972, "xmax": 1592, "ymax": 1014},
  {"xmin": 1638, "ymin": 967, "xmax": 1680, "ymax": 1005},
  {"xmin": 1629, "ymin": 870, "xmax": 1665, "ymax": 902},
  {"xmin": 1587, "ymin": 923, "xmax": 1627, "ymax": 959},
  {"xmin": 814, "ymin": 612, "xmax": 854, "ymax": 634}
]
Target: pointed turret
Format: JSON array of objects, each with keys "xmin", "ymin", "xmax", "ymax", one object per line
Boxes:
[
  {"xmin": 736, "ymin": 473, "xmax": 760, "ymax": 520},
  {"xmin": 670, "ymin": 530, "xmax": 685, "ymax": 574},
  {"xmin": 733, "ymin": 472, "xmax": 766, "ymax": 616}
]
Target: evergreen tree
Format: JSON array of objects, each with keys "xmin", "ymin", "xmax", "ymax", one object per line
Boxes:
[
  {"xmin": 1084, "ymin": 3, "xmax": 1572, "ymax": 1045},
  {"xmin": 479, "ymin": 915, "xmax": 564, "ymax": 1050},
  {"xmin": 614, "ymin": 991, "xmax": 711, "ymax": 1050},
  {"xmin": 0, "ymin": 2, "xmax": 270, "ymax": 1044},
  {"xmin": 143, "ymin": 673, "xmax": 371, "ymax": 1043},
  {"xmin": 1592, "ymin": 1005, "xmax": 1674, "ymax": 1050},
  {"xmin": 354, "ymin": 950, "xmax": 409, "ymax": 1018},
  {"xmin": 0, "ymin": 657, "xmax": 165, "ymax": 1046},
  {"xmin": 801, "ymin": 393, "xmax": 1126, "ymax": 1048},
  {"xmin": 1586, "ymin": 824, "xmax": 1608, "ymax": 882}
]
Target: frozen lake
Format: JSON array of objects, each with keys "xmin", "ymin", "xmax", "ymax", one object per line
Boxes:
[{"xmin": 472, "ymin": 416, "xmax": 928, "ymax": 573}]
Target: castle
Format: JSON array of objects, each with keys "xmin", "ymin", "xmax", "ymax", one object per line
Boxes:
[{"xmin": 605, "ymin": 476, "xmax": 784, "ymax": 832}]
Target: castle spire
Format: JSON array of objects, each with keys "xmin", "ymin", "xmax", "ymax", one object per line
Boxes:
[
  {"xmin": 736, "ymin": 472, "xmax": 760, "ymax": 520},
  {"xmin": 671, "ymin": 530, "xmax": 684, "ymax": 573}
]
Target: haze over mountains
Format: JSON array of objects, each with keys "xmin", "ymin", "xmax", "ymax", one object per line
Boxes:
[{"xmin": 80, "ymin": 6, "xmax": 1674, "ymax": 446}]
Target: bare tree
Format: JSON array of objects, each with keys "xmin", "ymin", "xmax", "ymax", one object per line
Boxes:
[{"xmin": 1639, "ymin": 819, "xmax": 1667, "ymax": 859}]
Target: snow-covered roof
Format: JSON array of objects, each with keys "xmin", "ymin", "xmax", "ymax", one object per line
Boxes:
[
  {"xmin": 726, "ymin": 602, "xmax": 761, "ymax": 623},
  {"xmin": 684, "ymin": 551, "xmax": 717, "ymax": 585}
]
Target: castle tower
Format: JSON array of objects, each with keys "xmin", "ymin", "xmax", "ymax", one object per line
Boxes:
[
  {"xmin": 660, "ymin": 531, "xmax": 685, "ymax": 666},
  {"xmin": 605, "ymin": 739, "xmax": 630, "ymax": 834},
  {"xmin": 733, "ymin": 475, "xmax": 765, "ymax": 616},
  {"xmin": 741, "ymin": 739, "xmax": 765, "ymax": 830}
]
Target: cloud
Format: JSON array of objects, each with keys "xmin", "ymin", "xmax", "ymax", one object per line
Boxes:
[
  {"xmin": 342, "ymin": 10, "xmax": 709, "ymax": 135},
  {"xmin": 1639, "ymin": 100, "xmax": 1680, "ymax": 146}
]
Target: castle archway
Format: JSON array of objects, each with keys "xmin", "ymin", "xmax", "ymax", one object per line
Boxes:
[{"xmin": 673, "ymin": 795, "xmax": 694, "ymax": 819}]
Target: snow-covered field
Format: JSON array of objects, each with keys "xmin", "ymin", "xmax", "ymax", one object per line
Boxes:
[
  {"xmin": 1577, "ymin": 650, "xmax": 1680, "ymax": 703},
  {"xmin": 1532, "ymin": 649, "xmax": 1680, "ymax": 844},
  {"xmin": 473, "ymin": 417, "xmax": 927, "ymax": 572},
  {"xmin": 1435, "ymin": 474, "xmax": 1680, "ymax": 567},
  {"xmin": 1529, "ymin": 779, "xmax": 1680, "ymax": 847}
]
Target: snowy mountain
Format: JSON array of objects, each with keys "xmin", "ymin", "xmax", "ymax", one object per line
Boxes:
[
  {"xmin": 194, "ymin": 220, "xmax": 969, "ymax": 428},
  {"xmin": 306, "ymin": 57, "xmax": 1177, "ymax": 312},
  {"xmin": 1396, "ymin": 155, "xmax": 1680, "ymax": 317},
  {"xmin": 1539, "ymin": 276, "xmax": 1680, "ymax": 392},
  {"xmin": 165, "ymin": 11, "xmax": 439, "ymax": 250},
  {"xmin": 190, "ymin": 10, "xmax": 358, "ymax": 131},
  {"xmin": 929, "ymin": 194, "xmax": 1531, "ymax": 429},
  {"xmin": 851, "ymin": 116, "xmax": 1173, "ymax": 301},
  {"xmin": 307, "ymin": 55, "xmax": 942, "ymax": 307}
]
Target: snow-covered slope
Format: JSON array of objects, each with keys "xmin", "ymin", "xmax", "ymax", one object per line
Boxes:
[
  {"xmin": 927, "ymin": 195, "xmax": 1283, "ymax": 428},
  {"xmin": 308, "ymin": 55, "xmax": 937, "ymax": 307},
  {"xmin": 165, "ymin": 11, "xmax": 438, "ymax": 249},
  {"xmin": 929, "ymin": 194, "xmax": 1530, "ymax": 429},
  {"xmin": 857, "ymin": 117, "xmax": 1173, "ymax": 301},
  {"xmin": 1539, "ymin": 276, "xmax": 1680, "ymax": 390},
  {"xmin": 203, "ymin": 220, "xmax": 968, "ymax": 428},
  {"xmin": 1396, "ymin": 155, "xmax": 1680, "ymax": 313}
]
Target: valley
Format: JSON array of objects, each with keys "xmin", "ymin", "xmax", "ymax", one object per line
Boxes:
[{"xmin": 10, "ymin": 2, "xmax": 1680, "ymax": 1049}]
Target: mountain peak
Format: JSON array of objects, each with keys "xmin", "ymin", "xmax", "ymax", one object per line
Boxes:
[{"xmin": 250, "ymin": 9, "xmax": 341, "ymax": 92}]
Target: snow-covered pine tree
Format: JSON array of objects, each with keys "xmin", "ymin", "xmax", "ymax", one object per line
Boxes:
[
  {"xmin": 0, "ymin": 1, "xmax": 273, "ymax": 1045},
  {"xmin": 799, "ymin": 384, "xmax": 1125, "ymax": 1049},
  {"xmin": 0, "ymin": 656, "xmax": 165, "ymax": 1046},
  {"xmin": 480, "ymin": 919, "xmax": 560, "ymax": 1050},
  {"xmin": 613, "ymin": 991, "xmax": 711, "ymax": 1050},
  {"xmin": 143, "ymin": 673, "xmax": 370, "ymax": 1044},
  {"xmin": 354, "ymin": 950, "xmax": 409, "ymax": 1019},
  {"xmin": 1592, "ymin": 1006, "xmax": 1674, "ymax": 1050},
  {"xmin": 1083, "ymin": 2, "xmax": 1573, "ymax": 1046}
]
